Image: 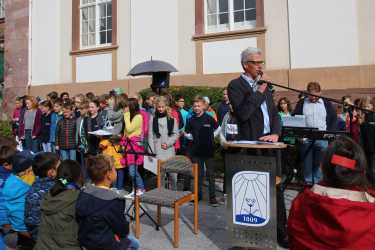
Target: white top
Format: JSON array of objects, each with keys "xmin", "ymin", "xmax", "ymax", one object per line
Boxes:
[{"xmin": 303, "ymin": 98, "xmax": 327, "ymax": 131}]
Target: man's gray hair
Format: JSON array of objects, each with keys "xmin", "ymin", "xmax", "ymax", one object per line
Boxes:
[{"xmin": 241, "ymin": 47, "xmax": 262, "ymax": 64}]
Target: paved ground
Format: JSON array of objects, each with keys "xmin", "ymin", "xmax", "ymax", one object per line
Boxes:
[
  {"xmin": 131, "ymin": 189, "xmax": 298, "ymax": 250},
  {"xmin": 4, "ymin": 189, "xmax": 298, "ymax": 250}
]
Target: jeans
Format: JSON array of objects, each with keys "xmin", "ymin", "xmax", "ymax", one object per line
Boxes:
[
  {"xmin": 128, "ymin": 165, "xmax": 144, "ymax": 190},
  {"xmin": 42, "ymin": 143, "xmax": 52, "ymax": 152},
  {"xmin": 23, "ymin": 129, "xmax": 40, "ymax": 153},
  {"xmin": 120, "ymin": 235, "xmax": 139, "ymax": 250},
  {"xmin": 301, "ymin": 140, "xmax": 328, "ymax": 183},
  {"xmin": 192, "ymin": 157, "xmax": 216, "ymax": 200},
  {"xmin": 60, "ymin": 149, "xmax": 76, "ymax": 161},
  {"xmin": 115, "ymin": 168, "xmax": 125, "ymax": 190}
]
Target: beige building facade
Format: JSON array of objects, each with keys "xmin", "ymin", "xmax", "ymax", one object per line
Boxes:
[{"xmin": 3, "ymin": 0, "xmax": 375, "ymax": 114}]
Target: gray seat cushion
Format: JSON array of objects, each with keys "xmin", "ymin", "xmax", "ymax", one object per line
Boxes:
[{"xmin": 141, "ymin": 188, "xmax": 192, "ymax": 207}]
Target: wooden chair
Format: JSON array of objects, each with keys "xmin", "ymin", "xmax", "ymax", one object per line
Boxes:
[{"xmin": 134, "ymin": 156, "xmax": 199, "ymax": 248}]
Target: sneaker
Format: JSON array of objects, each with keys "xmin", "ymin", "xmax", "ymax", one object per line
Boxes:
[
  {"xmin": 124, "ymin": 190, "xmax": 135, "ymax": 199},
  {"xmin": 136, "ymin": 189, "xmax": 145, "ymax": 196},
  {"xmin": 209, "ymin": 198, "xmax": 219, "ymax": 207}
]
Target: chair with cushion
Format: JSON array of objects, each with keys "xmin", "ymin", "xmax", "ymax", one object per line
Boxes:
[{"xmin": 134, "ymin": 156, "xmax": 198, "ymax": 248}]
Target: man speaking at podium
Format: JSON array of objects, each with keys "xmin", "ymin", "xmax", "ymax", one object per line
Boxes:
[{"xmin": 227, "ymin": 47, "xmax": 281, "ymax": 142}]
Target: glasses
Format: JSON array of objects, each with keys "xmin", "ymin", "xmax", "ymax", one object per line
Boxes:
[{"xmin": 246, "ymin": 60, "xmax": 265, "ymax": 66}]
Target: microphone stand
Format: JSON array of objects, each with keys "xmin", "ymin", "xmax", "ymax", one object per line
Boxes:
[{"xmin": 258, "ymin": 79, "xmax": 375, "ymax": 137}]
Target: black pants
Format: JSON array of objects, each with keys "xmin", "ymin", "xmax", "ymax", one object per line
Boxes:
[{"xmin": 184, "ymin": 156, "xmax": 216, "ymax": 200}]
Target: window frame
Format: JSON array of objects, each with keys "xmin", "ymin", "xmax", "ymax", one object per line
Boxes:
[
  {"xmin": 0, "ymin": 0, "xmax": 5, "ymax": 19},
  {"xmin": 204, "ymin": 0, "xmax": 257, "ymax": 33},
  {"xmin": 79, "ymin": 0, "xmax": 113, "ymax": 49}
]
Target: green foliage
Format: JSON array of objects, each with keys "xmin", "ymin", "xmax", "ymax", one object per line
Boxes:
[
  {"xmin": 139, "ymin": 86, "xmax": 224, "ymax": 108},
  {"xmin": 0, "ymin": 120, "xmax": 12, "ymax": 137}
]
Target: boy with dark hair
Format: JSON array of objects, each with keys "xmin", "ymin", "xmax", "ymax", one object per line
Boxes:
[
  {"xmin": 56, "ymin": 102, "xmax": 77, "ymax": 160},
  {"xmin": 185, "ymin": 96, "xmax": 219, "ymax": 206},
  {"xmin": 76, "ymin": 155, "xmax": 139, "ymax": 250},
  {"xmin": 0, "ymin": 145, "xmax": 16, "ymax": 227},
  {"xmin": 2, "ymin": 151, "xmax": 35, "ymax": 249},
  {"xmin": 25, "ymin": 152, "xmax": 59, "ymax": 242}
]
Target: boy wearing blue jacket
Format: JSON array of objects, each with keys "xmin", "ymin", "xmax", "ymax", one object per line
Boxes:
[
  {"xmin": 2, "ymin": 151, "xmax": 34, "ymax": 248},
  {"xmin": 76, "ymin": 155, "xmax": 139, "ymax": 250},
  {"xmin": 0, "ymin": 145, "xmax": 16, "ymax": 250}
]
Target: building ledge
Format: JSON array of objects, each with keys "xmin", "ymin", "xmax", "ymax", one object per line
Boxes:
[
  {"xmin": 192, "ymin": 27, "xmax": 267, "ymax": 41},
  {"xmin": 70, "ymin": 45, "xmax": 118, "ymax": 56}
]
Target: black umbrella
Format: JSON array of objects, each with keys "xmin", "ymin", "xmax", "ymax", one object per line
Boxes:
[{"xmin": 128, "ymin": 58, "xmax": 178, "ymax": 76}]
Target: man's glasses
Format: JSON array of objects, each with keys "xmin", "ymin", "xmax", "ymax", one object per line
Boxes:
[{"xmin": 246, "ymin": 60, "xmax": 265, "ymax": 65}]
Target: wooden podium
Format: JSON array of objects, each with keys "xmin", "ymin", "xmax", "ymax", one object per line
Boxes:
[{"xmin": 224, "ymin": 142, "xmax": 287, "ymax": 250}]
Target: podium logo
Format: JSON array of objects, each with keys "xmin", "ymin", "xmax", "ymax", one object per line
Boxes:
[{"xmin": 232, "ymin": 171, "xmax": 270, "ymax": 227}]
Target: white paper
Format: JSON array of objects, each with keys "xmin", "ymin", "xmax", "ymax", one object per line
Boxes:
[
  {"xmin": 231, "ymin": 140, "xmax": 283, "ymax": 145},
  {"xmin": 88, "ymin": 129, "xmax": 113, "ymax": 136},
  {"xmin": 281, "ymin": 115, "xmax": 306, "ymax": 127},
  {"xmin": 144, "ymin": 156, "xmax": 158, "ymax": 175}
]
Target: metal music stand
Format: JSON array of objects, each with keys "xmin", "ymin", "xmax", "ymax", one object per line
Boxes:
[{"xmin": 110, "ymin": 135, "xmax": 160, "ymax": 230}]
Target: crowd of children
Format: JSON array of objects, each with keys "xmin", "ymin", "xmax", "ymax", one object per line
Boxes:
[
  {"xmin": 5, "ymin": 88, "xmax": 375, "ymax": 249},
  {"xmin": 0, "ymin": 136, "xmax": 138, "ymax": 250}
]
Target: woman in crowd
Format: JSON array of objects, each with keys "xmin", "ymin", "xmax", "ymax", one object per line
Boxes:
[{"xmin": 86, "ymin": 99, "xmax": 104, "ymax": 156}]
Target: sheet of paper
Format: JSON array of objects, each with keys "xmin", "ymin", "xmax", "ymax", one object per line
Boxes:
[
  {"xmin": 88, "ymin": 129, "xmax": 113, "ymax": 136},
  {"xmin": 144, "ymin": 156, "xmax": 158, "ymax": 175}
]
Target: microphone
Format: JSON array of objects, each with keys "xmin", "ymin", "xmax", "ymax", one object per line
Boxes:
[{"xmin": 257, "ymin": 79, "xmax": 274, "ymax": 93}]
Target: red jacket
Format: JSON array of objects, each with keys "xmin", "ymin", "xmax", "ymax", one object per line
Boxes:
[
  {"xmin": 288, "ymin": 185, "xmax": 375, "ymax": 250},
  {"xmin": 18, "ymin": 108, "xmax": 42, "ymax": 138}
]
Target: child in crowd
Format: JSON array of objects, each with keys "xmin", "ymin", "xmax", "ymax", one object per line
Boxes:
[
  {"xmin": 73, "ymin": 94, "xmax": 86, "ymax": 118},
  {"xmin": 99, "ymin": 94, "xmax": 111, "ymax": 123},
  {"xmin": 185, "ymin": 96, "xmax": 219, "ymax": 206},
  {"xmin": 35, "ymin": 160, "xmax": 82, "ymax": 250},
  {"xmin": 76, "ymin": 102, "xmax": 89, "ymax": 170},
  {"xmin": 106, "ymin": 94, "xmax": 126, "ymax": 136},
  {"xmin": 122, "ymin": 98, "xmax": 145, "ymax": 196},
  {"xmin": 56, "ymin": 102, "xmax": 77, "ymax": 160},
  {"xmin": 288, "ymin": 136, "xmax": 375, "ymax": 249},
  {"xmin": 202, "ymin": 96, "xmax": 218, "ymax": 122},
  {"xmin": 46, "ymin": 91, "xmax": 58, "ymax": 103},
  {"xmin": 99, "ymin": 136, "xmax": 124, "ymax": 190},
  {"xmin": 39, "ymin": 101, "xmax": 53, "ymax": 152},
  {"xmin": 2, "ymin": 151, "xmax": 35, "ymax": 249},
  {"xmin": 76, "ymin": 155, "xmax": 139, "ymax": 250},
  {"xmin": 148, "ymin": 96, "xmax": 179, "ymax": 189},
  {"xmin": 277, "ymin": 97, "xmax": 292, "ymax": 117},
  {"xmin": 25, "ymin": 152, "xmax": 59, "ymax": 242},
  {"xmin": 18, "ymin": 96, "xmax": 42, "ymax": 153},
  {"xmin": 219, "ymin": 104, "xmax": 239, "ymax": 144},
  {"xmin": 12, "ymin": 97, "xmax": 23, "ymax": 137},
  {"xmin": 87, "ymin": 99, "xmax": 104, "ymax": 156},
  {"xmin": 60, "ymin": 92, "xmax": 70, "ymax": 103},
  {"xmin": 0, "ymin": 145, "xmax": 16, "ymax": 226},
  {"xmin": 143, "ymin": 92, "xmax": 157, "ymax": 114},
  {"xmin": 50, "ymin": 98, "xmax": 64, "ymax": 153}
]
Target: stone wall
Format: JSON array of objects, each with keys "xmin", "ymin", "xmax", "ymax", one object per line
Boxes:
[{"xmin": 1, "ymin": 0, "xmax": 29, "ymax": 120}]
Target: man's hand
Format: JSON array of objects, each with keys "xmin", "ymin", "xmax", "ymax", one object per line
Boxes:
[
  {"xmin": 259, "ymin": 134, "xmax": 279, "ymax": 143},
  {"xmin": 257, "ymin": 83, "xmax": 267, "ymax": 93}
]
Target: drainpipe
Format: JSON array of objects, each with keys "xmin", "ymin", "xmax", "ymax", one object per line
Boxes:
[
  {"xmin": 27, "ymin": 0, "xmax": 33, "ymax": 95},
  {"xmin": 286, "ymin": 0, "xmax": 292, "ymax": 88}
]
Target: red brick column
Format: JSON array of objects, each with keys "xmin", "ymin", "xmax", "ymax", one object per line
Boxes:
[{"xmin": 1, "ymin": 0, "xmax": 29, "ymax": 118}]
